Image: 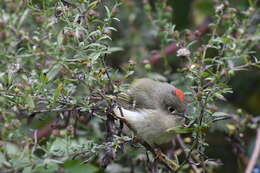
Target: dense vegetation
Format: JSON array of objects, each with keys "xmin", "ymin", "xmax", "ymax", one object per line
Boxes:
[{"xmin": 0, "ymin": 0, "xmax": 259, "ymax": 173}]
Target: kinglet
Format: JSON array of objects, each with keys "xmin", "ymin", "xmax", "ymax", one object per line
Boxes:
[{"xmin": 113, "ymin": 78, "xmax": 186, "ymax": 146}]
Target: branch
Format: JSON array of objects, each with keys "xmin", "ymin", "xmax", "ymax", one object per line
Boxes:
[
  {"xmin": 33, "ymin": 121, "xmax": 55, "ymax": 140},
  {"xmin": 245, "ymin": 128, "xmax": 260, "ymax": 173},
  {"xmin": 143, "ymin": 141, "xmax": 179, "ymax": 171},
  {"xmin": 176, "ymin": 135, "xmax": 200, "ymax": 173},
  {"xmin": 149, "ymin": 18, "xmax": 211, "ymax": 65},
  {"xmin": 101, "ymin": 54, "xmax": 115, "ymax": 93},
  {"xmin": 27, "ymin": 107, "xmax": 77, "ymax": 123}
]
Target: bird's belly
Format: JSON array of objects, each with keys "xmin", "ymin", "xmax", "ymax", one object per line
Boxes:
[{"xmin": 114, "ymin": 107, "xmax": 179, "ymax": 145}]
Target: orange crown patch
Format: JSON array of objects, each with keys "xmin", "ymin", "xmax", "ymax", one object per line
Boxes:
[{"xmin": 173, "ymin": 88, "xmax": 185, "ymax": 101}]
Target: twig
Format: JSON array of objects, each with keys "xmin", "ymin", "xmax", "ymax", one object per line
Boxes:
[
  {"xmin": 176, "ymin": 135, "xmax": 198, "ymax": 172},
  {"xmin": 29, "ymin": 110, "xmax": 74, "ymax": 140},
  {"xmin": 149, "ymin": 18, "xmax": 211, "ymax": 65},
  {"xmin": 27, "ymin": 107, "xmax": 77, "ymax": 123},
  {"xmin": 32, "ymin": 130, "xmax": 38, "ymax": 152},
  {"xmin": 177, "ymin": 63, "xmax": 211, "ymax": 172},
  {"xmin": 101, "ymin": 54, "xmax": 115, "ymax": 93},
  {"xmin": 142, "ymin": 141, "xmax": 178, "ymax": 171},
  {"xmin": 245, "ymin": 128, "xmax": 260, "ymax": 173},
  {"xmin": 176, "ymin": 135, "xmax": 200, "ymax": 173},
  {"xmin": 32, "ymin": 120, "xmax": 55, "ymax": 140},
  {"xmin": 150, "ymin": 43, "xmax": 178, "ymax": 64}
]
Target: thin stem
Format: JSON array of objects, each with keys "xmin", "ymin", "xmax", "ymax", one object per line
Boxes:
[
  {"xmin": 245, "ymin": 128, "xmax": 260, "ymax": 173},
  {"xmin": 101, "ymin": 54, "xmax": 115, "ymax": 93},
  {"xmin": 176, "ymin": 135, "xmax": 200, "ymax": 173}
]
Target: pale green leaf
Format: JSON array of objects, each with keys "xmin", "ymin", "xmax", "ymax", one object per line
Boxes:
[{"xmin": 47, "ymin": 64, "xmax": 62, "ymax": 81}]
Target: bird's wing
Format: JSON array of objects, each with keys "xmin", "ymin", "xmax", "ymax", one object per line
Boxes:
[{"xmin": 117, "ymin": 92, "xmax": 136, "ymax": 109}]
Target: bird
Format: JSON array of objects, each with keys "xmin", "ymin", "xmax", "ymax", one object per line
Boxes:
[{"xmin": 113, "ymin": 78, "xmax": 186, "ymax": 146}]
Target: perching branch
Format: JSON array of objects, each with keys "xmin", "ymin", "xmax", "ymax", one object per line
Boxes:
[
  {"xmin": 176, "ymin": 135, "xmax": 200, "ymax": 173},
  {"xmin": 245, "ymin": 128, "xmax": 260, "ymax": 173}
]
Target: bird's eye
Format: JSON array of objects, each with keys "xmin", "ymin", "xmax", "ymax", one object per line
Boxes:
[{"xmin": 168, "ymin": 107, "xmax": 176, "ymax": 114}]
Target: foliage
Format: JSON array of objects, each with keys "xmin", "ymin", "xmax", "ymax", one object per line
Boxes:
[{"xmin": 0, "ymin": 0, "xmax": 259, "ymax": 173}]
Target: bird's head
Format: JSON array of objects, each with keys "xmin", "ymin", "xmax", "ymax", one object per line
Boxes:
[{"xmin": 159, "ymin": 86, "xmax": 186, "ymax": 116}]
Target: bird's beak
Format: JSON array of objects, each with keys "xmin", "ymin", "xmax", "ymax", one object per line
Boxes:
[{"xmin": 175, "ymin": 113, "xmax": 189, "ymax": 120}]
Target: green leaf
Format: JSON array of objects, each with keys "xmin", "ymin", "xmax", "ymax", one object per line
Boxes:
[
  {"xmin": 85, "ymin": 43, "xmax": 106, "ymax": 49},
  {"xmin": 33, "ymin": 161, "xmax": 59, "ymax": 173},
  {"xmin": 166, "ymin": 126, "xmax": 194, "ymax": 134},
  {"xmin": 0, "ymin": 152, "xmax": 7, "ymax": 168},
  {"xmin": 47, "ymin": 64, "xmax": 62, "ymax": 81},
  {"xmin": 104, "ymin": 27, "xmax": 117, "ymax": 32},
  {"xmin": 63, "ymin": 160, "xmax": 98, "ymax": 173},
  {"xmin": 106, "ymin": 47, "xmax": 123, "ymax": 53},
  {"xmin": 88, "ymin": 30, "xmax": 101, "ymax": 39},
  {"xmin": 22, "ymin": 166, "xmax": 33, "ymax": 173},
  {"xmin": 90, "ymin": 52, "xmax": 101, "ymax": 62},
  {"xmin": 10, "ymin": 158, "xmax": 30, "ymax": 168},
  {"xmin": 4, "ymin": 143, "xmax": 20, "ymax": 156},
  {"xmin": 57, "ymin": 30, "xmax": 64, "ymax": 46},
  {"xmin": 50, "ymin": 138, "xmax": 67, "ymax": 156},
  {"xmin": 98, "ymin": 34, "xmax": 112, "ymax": 41},
  {"xmin": 212, "ymin": 112, "xmax": 229, "ymax": 117},
  {"xmin": 0, "ymin": 72, "xmax": 7, "ymax": 85},
  {"xmin": 88, "ymin": 1, "xmax": 98, "ymax": 9},
  {"xmin": 25, "ymin": 95, "xmax": 35, "ymax": 110},
  {"xmin": 18, "ymin": 9, "xmax": 30, "ymax": 29},
  {"xmin": 124, "ymin": 70, "xmax": 134, "ymax": 79},
  {"xmin": 104, "ymin": 6, "xmax": 111, "ymax": 19},
  {"xmin": 113, "ymin": 17, "xmax": 120, "ymax": 22}
]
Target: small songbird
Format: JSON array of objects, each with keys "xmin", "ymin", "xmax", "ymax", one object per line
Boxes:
[{"xmin": 113, "ymin": 78, "xmax": 186, "ymax": 146}]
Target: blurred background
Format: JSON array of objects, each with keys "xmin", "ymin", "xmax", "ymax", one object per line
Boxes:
[{"xmin": 0, "ymin": 0, "xmax": 259, "ymax": 172}]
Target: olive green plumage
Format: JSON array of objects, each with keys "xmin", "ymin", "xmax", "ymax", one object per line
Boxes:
[
  {"xmin": 117, "ymin": 78, "xmax": 186, "ymax": 113},
  {"xmin": 114, "ymin": 78, "xmax": 186, "ymax": 145}
]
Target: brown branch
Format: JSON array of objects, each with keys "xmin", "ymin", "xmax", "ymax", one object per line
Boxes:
[
  {"xmin": 27, "ymin": 107, "xmax": 77, "ymax": 123},
  {"xmin": 149, "ymin": 18, "xmax": 211, "ymax": 65},
  {"xmin": 141, "ymin": 141, "xmax": 178, "ymax": 171},
  {"xmin": 245, "ymin": 128, "xmax": 260, "ymax": 173},
  {"xmin": 27, "ymin": 82, "xmax": 113, "ymax": 140},
  {"xmin": 33, "ymin": 121, "xmax": 55, "ymax": 140},
  {"xmin": 176, "ymin": 135, "xmax": 200, "ymax": 173},
  {"xmin": 29, "ymin": 109, "xmax": 74, "ymax": 140},
  {"xmin": 150, "ymin": 43, "xmax": 178, "ymax": 65}
]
